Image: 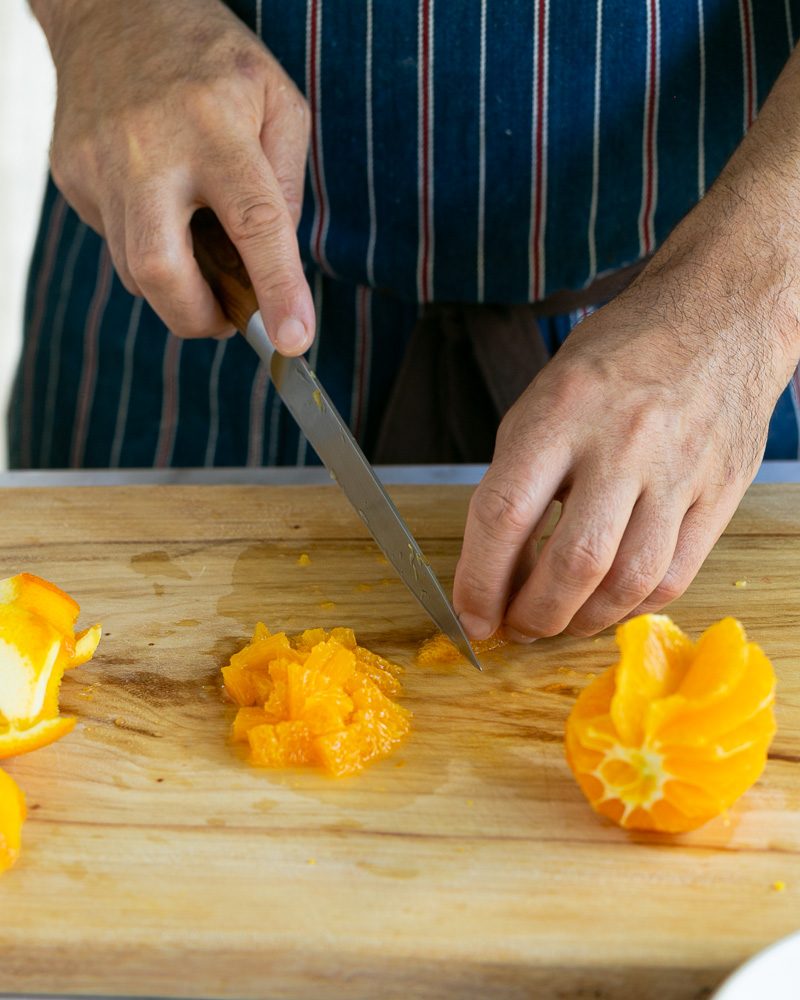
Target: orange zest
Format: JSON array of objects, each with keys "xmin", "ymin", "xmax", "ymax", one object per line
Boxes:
[
  {"xmin": 0, "ymin": 573, "xmax": 101, "ymax": 873},
  {"xmin": 222, "ymin": 625, "xmax": 410, "ymax": 777},
  {"xmin": 566, "ymin": 614, "xmax": 776, "ymax": 833}
]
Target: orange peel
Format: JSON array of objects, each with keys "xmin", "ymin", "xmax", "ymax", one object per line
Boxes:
[
  {"xmin": 0, "ymin": 573, "xmax": 101, "ymax": 759},
  {"xmin": 0, "ymin": 573, "xmax": 101, "ymax": 873},
  {"xmin": 0, "ymin": 767, "xmax": 26, "ymax": 874}
]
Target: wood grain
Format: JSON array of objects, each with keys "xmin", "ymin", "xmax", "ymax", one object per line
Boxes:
[{"xmin": 0, "ymin": 484, "xmax": 798, "ymax": 1000}]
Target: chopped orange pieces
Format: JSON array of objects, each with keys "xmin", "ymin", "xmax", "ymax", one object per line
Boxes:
[
  {"xmin": 416, "ymin": 631, "xmax": 507, "ymax": 666},
  {"xmin": 0, "ymin": 573, "xmax": 101, "ymax": 873},
  {"xmin": 222, "ymin": 625, "xmax": 410, "ymax": 777},
  {"xmin": 566, "ymin": 614, "xmax": 776, "ymax": 833}
]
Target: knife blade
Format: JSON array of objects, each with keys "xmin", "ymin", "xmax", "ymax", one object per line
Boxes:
[{"xmin": 191, "ymin": 209, "xmax": 481, "ymax": 671}]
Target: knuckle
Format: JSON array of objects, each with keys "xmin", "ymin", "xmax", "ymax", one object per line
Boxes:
[
  {"xmin": 470, "ymin": 480, "xmax": 536, "ymax": 539},
  {"xmin": 127, "ymin": 247, "xmax": 178, "ymax": 290},
  {"xmin": 224, "ymin": 193, "xmax": 287, "ymax": 244}
]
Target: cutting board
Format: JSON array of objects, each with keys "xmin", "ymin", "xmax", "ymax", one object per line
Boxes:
[{"xmin": 0, "ymin": 484, "xmax": 798, "ymax": 1000}]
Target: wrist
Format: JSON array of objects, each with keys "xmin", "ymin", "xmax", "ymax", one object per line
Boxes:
[
  {"xmin": 643, "ymin": 182, "xmax": 800, "ymax": 386},
  {"xmin": 29, "ymin": 0, "xmax": 103, "ymax": 65}
]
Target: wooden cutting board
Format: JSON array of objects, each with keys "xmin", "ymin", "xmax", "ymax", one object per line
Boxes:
[{"xmin": 0, "ymin": 484, "xmax": 798, "ymax": 1000}]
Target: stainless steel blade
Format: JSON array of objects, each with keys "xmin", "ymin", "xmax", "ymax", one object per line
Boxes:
[{"xmin": 244, "ymin": 312, "xmax": 481, "ymax": 671}]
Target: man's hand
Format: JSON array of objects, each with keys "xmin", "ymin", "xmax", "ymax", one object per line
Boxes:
[
  {"xmin": 455, "ymin": 47, "xmax": 800, "ymax": 642},
  {"xmin": 32, "ymin": 0, "xmax": 314, "ymax": 352}
]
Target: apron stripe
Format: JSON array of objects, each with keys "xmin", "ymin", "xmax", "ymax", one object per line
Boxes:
[
  {"xmin": 69, "ymin": 246, "xmax": 114, "ymax": 467},
  {"xmin": 255, "ymin": 0, "xmax": 262, "ymax": 36},
  {"xmin": 639, "ymin": 0, "xmax": 661, "ymax": 257},
  {"xmin": 739, "ymin": 0, "xmax": 757, "ymax": 131},
  {"xmin": 350, "ymin": 285, "xmax": 372, "ymax": 441},
  {"xmin": 417, "ymin": 0, "xmax": 435, "ymax": 302},
  {"xmin": 295, "ymin": 270, "xmax": 324, "ymax": 465},
  {"xmin": 307, "ymin": 0, "xmax": 332, "ymax": 274},
  {"xmin": 20, "ymin": 194, "xmax": 67, "ymax": 466},
  {"xmin": 154, "ymin": 336, "xmax": 182, "ymax": 468},
  {"xmin": 365, "ymin": 0, "xmax": 377, "ymax": 286},
  {"xmin": 109, "ymin": 296, "xmax": 144, "ymax": 468},
  {"xmin": 247, "ymin": 364, "xmax": 270, "ymax": 466},
  {"xmin": 476, "ymin": 0, "xmax": 488, "ymax": 301},
  {"xmin": 529, "ymin": 0, "xmax": 549, "ymax": 301},
  {"xmin": 786, "ymin": 0, "xmax": 795, "ymax": 50},
  {"xmin": 697, "ymin": 0, "xmax": 707, "ymax": 198},
  {"xmin": 587, "ymin": 0, "xmax": 603, "ymax": 283},
  {"xmin": 266, "ymin": 389, "xmax": 283, "ymax": 466},
  {"xmin": 204, "ymin": 339, "xmax": 228, "ymax": 467},
  {"xmin": 40, "ymin": 222, "xmax": 87, "ymax": 467}
]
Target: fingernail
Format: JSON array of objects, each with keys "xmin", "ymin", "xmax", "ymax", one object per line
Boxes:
[
  {"xmin": 275, "ymin": 317, "xmax": 310, "ymax": 355},
  {"xmin": 458, "ymin": 613, "xmax": 492, "ymax": 641},
  {"xmin": 504, "ymin": 627, "xmax": 537, "ymax": 645}
]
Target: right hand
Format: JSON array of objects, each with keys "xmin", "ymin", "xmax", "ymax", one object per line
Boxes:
[{"xmin": 44, "ymin": 0, "xmax": 314, "ymax": 352}]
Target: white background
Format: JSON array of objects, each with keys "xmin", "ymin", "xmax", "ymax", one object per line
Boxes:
[{"xmin": 0, "ymin": 1, "xmax": 56, "ymax": 468}]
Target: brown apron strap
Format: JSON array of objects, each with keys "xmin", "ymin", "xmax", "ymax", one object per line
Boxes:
[{"xmin": 373, "ymin": 304, "xmax": 549, "ymax": 464}]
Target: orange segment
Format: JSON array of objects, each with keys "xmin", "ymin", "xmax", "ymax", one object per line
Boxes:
[
  {"xmin": 222, "ymin": 627, "xmax": 410, "ymax": 776},
  {"xmin": 611, "ymin": 615, "xmax": 694, "ymax": 746},
  {"xmin": 566, "ymin": 614, "xmax": 776, "ymax": 833},
  {"xmin": 0, "ymin": 767, "xmax": 26, "ymax": 873}
]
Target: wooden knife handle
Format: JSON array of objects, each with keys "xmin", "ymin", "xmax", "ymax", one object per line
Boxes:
[{"xmin": 190, "ymin": 208, "xmax": 259, "ymax": 334}]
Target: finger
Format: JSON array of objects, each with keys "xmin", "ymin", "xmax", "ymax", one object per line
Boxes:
[
  {"xmin": 629, "ymin": 495, "xmax": 737, "ymax": 617},
  {"xmin": 205, "ymin": 144, "xmax": 315, "ymax": 356},
  {"xmin": 125, "ymin": 179, "xmax": 231, "ymax": 338},
  {"xmin": 99, "ymin": 191, "xmax": 143, "ymax": 297},
  {"xmin": 453, "ymin": 454, "xmax": 571, "ymax": 641},
  {"xmin": 508, "ymin": 500, "xmax": 561, "ymax": 598},
  {"xmin": 261, "ymin": 80, "xmax": 310, "ymax": 226},
  {"xmin": 503, "ymin": 470, "xmax": 640, "ymax": 641},
  {"xmin": 566, "ymin": 490, "xmax": 687, "ymax": 636}
]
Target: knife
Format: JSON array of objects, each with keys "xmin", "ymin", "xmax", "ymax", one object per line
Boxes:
[{"xmin": 191, "ymin": 209, "xmax": 481, "ymax": 671}]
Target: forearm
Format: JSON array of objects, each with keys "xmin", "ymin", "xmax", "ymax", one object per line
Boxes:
[{"xmin": 653, "ymin": 44, "xmax": 800, "ymax": 377}]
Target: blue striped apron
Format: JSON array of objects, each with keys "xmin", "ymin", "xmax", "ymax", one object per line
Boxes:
[{"xmin": 8, "ymin": 0, "xmax": 800, "ymax": 467}]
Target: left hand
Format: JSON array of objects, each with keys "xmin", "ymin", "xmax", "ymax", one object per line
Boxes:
[{"xmin": 453, "ymin": 192, "xmax": 799, "ymax": 641}]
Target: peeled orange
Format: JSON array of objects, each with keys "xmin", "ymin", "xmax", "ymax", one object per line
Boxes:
[
  {"xmin": 222, "ymin": 625, "xmax": 410, "ymax": 776},
  {"xmin": 566, "ymin": 614, "xmax": 776, "ymax": 833}
]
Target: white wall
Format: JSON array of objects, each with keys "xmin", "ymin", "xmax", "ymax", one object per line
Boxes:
[{"xmin": 0, "ymin": 1, "xmax": 56, "ymax": 467}]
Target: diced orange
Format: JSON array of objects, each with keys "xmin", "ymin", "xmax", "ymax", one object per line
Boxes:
[
  {"xmin": 416, "ymin": 631, "xmax": 507, "ymax": 667},
  {"xmin": 566, "ymin": 614, "xmax": 776, "ymax": 833},
  {"xmin": 232, "ymin": 707, "xmax": 273, "ymax": 743},
  {"xmin": 222, "ymin": 627, "xmax": 410, "ymax": 776},
  {"xmin": 0, "ymin": 768, "xmax": 26, "ymax": 873}
]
